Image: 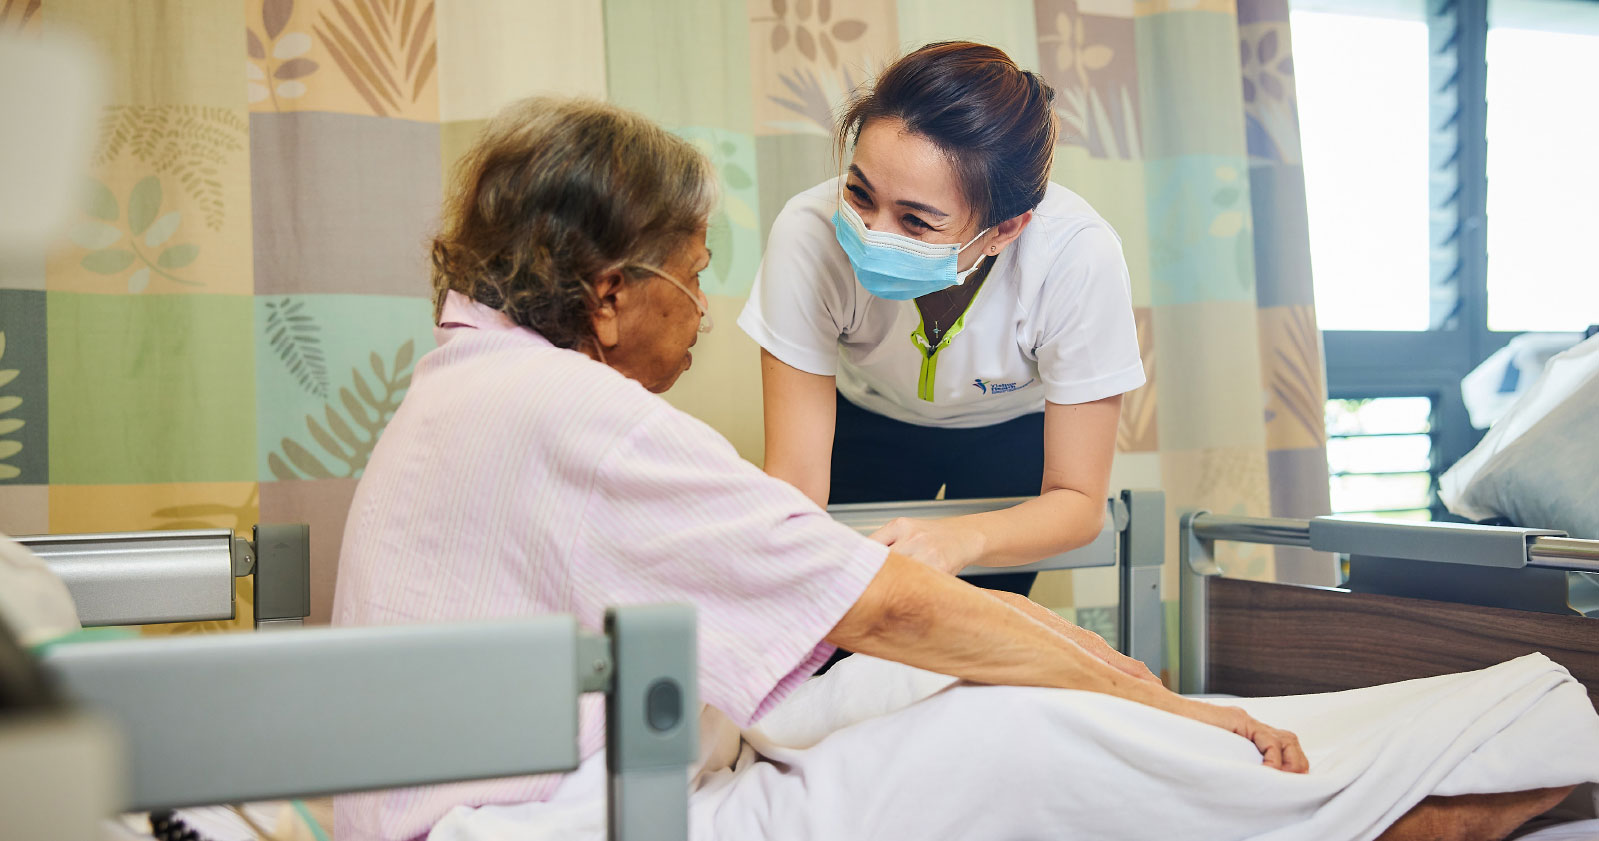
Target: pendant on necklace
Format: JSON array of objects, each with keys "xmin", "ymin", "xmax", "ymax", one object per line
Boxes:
[{"xmin": 932, "ymin": 321, "xmax": 941, "ymax": 341}]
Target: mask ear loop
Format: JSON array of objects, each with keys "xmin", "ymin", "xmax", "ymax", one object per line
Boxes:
[{"xmin": 953, "ymin": 227, "xmax": 993, "ymax": 283}]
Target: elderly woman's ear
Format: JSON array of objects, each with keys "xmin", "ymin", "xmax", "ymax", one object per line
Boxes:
[{"xmin": 587, "ymin": 268, "xmax": 629, "ymax": 358}]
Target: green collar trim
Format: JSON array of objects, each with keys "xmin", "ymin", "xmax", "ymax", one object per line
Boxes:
[{"xmin": 909, "ymin": 283, "xmax": 984, "ymax": 403}]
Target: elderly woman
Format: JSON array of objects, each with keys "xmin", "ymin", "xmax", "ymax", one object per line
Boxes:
[{"xmin": 331, "ymin": 97, "xmax": 1589, "ymax": 841}]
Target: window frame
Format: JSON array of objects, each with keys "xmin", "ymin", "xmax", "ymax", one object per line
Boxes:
[{"xmin": 1318, "ymin": 0, "xmax": 1535, "ymax": 517}]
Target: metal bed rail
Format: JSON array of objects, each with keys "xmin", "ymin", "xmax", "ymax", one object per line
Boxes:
[
  {"xmin": 37, "ymin": 605, "xmax": 698, "ymax": 840},
  {"xmin": 829, "ymin": 490, "xmax": 1167, "ymax": 677},
  {"xmin": 1184, "ymin": 513, "xmax": 1599, "ymax": 573},
  {"xmin": 1179, "ymin": 511, "xmax": 1599, "ymax": 693},
  {"xmin": 16, "ymin": 524, "xmax": 311, "ymax": 629}
]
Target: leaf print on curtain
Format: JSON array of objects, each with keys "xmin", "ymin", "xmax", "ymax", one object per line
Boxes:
[
  {"xmin": 144, "ymin": 485, "xmax": 262, "ymax": 635},
  {"xmin": 752, "ymin": 0, "xmax": 875, "ymax": 136},
  {"xmin": 1117, "ymin": 308, "xmax": 1158, "ymax": 453},
  {"xmin": 1261, "ymin": 305, "xmax": 1327, "ymax": 450},
  {"xmin": 766, "ymin": 64, "xmax": 863, "ymax": 136},
  {"xmin": 248, "ymin": 0, "xmax": 321, "ymax": 109},
  {"xmin": 1240, "ymin": 20, "xmax": 1300, "ymax": 164},
  {"xmin": 152, "ymin": 487, "xmax": 260, "ymax": 531},
  {"xmin": 71, "ymin": 177, "xmax": 203, "ymax": 293},
  {"xmin": 680, "ymin": 130, "xmax": 760, "ymax": 296},
  {"xmin": 0, "ymin": 333, "xmax": 21, "ymax": 481},
  {"xmin": 94, "ymin": 107, "xmax": 248, "ymax": 232},
  {"xmin": 1149, "ymin": 160, "xmax": 1256, "ymax": 305},
  {"xmin": 267, "ymin": 339, "xmax": 415, "ymax": 480},
  {"xmin": 757, "ymin": 0, "xmax": 868, "ymax": 68},
  {"xmin": 313, "ymin": 0, "xmax": 438, "ymax": 119},
  {"xmin": 1036, "ymin": 2, "xmax": 1142, "ymax": 160},
  {"xmin": 264, "ymin": 298, "xmax": 330, "ymax": 398}
]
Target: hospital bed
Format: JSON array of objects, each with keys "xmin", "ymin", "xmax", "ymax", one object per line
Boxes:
[
  {"xmin": 829, "ymin": 489, "xmax": 1166, "ymax": 676},
  {"xmin": 25, "ymin": 605, "xmax": 699, "ymax": 840},
  {"xmin": 1178, "ymin": 512, "xmax": 1599, "ymax": 709},
  {"xmin": 16, "ymin": 525, "xmax": 313, "ymax": 629}
]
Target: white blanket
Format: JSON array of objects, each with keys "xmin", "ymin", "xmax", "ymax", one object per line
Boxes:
[{"xmin": 431, "ymin": 652, "xmax": 1599, "ymax": 841}]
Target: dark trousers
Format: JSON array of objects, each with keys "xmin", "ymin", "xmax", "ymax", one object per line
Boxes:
[
  {"xmin": 831, "ymin": 390, "xmax": 1046, "ymax": 597},
  {"xmin": 821, "ymin": 391, "xmax": 1045, "ymax": 670}
]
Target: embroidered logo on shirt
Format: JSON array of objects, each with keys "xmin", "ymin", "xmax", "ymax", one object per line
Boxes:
[{"xmin": 972, "ymin": 378, "xmax": 1034, "ymax": 395}]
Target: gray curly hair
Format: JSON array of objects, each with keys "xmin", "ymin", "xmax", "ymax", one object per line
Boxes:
[{"xmin": 431, "ymin": 97, "xmax": 719, "ymax": 349}]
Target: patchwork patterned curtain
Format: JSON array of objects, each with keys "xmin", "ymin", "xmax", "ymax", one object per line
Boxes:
[{"xmin": 0, "ymin": 0, "xmax": 1331, "ymax": 662}]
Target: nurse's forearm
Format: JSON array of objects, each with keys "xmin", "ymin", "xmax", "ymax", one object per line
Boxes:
[
  {"xmin": 758, "ymin": 349, "xmax": 837, "ymax": 507},
  {"xmin": 957, "ymin": 487, "xmax": 1104, "ymax": 568}
]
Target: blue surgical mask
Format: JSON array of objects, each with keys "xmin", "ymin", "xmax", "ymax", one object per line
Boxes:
[{"xmin": 832, "ymin": 199, "xmax": 989, "ymax": 301}]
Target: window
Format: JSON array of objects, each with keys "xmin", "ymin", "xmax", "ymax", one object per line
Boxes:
[
  {"xmin": 1325, "ymin": 398, "xmax": 1436, "ymax": 519},
  {"xmin": 1293, "ymin": 2, "xmax": 1431, "ymax": 331},
  {"xmin": 1485, "ymin": 0, "xmax": 1599, "ymax": 332},
  {"xmin": 1292, "ymin": 0, "xmax": 1595, "ymax": 522}
]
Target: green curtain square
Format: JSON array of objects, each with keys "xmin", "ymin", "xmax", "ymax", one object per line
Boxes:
[
  {"xmin": 47, "ymin": 292, "xmax": 255, "ymax": 484},
  {"xmin": 755, "ymin": 134, "xmax": 834, "ymax": 243},
  {"xmin": 898, "ymin": 0, "xmax": 1042, "ymax": 72},
  {"xmin": 1054, "ymin": 148, "xmax": 1152, "ymax": 308},
  {"xmin": 604, "ymin": 0, "xmax": 754, "ymax": 132},
  {"xmin": 0, "ymin": 291, "xmax": 48, "ymax": 483},
  {"xmin": 1136, "ymin": 11, "xmax": 1250, "ymax": 159}
]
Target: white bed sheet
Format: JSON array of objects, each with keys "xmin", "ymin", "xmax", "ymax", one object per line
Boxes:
[{"xmin": 431, "ymin": 652, "xmax": 1599, "ymax": 841}]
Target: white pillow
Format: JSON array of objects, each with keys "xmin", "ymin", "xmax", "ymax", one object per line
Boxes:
[{"xmin": 1442, "ymin": 336, "xmax": 1599, "ymax": 539}]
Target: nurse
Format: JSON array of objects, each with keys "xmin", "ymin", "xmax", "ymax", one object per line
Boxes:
[
  {"xmin": 740, "ymin": 42, "xmax": 1144, "ymax": 594},
  {"xmin": 332, "ymin": 94, "xmax": 1307, "ymax": 841}
]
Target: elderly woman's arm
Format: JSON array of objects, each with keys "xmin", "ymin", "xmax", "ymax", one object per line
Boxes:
[{"xmin": 827, "ymin": 553, "xmax": 1310, "ymax": 773}]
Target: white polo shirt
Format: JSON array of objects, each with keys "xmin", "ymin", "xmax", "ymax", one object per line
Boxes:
[{"xmin": 739, "ymin": 178, "xmax": 1146, "ymax": 429}]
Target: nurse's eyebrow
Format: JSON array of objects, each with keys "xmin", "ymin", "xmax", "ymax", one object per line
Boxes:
[
  {"xmin": 848, "ymin": 164, "xmax": 875, "ymax": 192},
  {"xmin": 896, "ymin": 198, "xmax": 948, "ymax": 219},
  {"xmin": 849, "ymin": 164, "xmax": 948, "ymax": 219}
]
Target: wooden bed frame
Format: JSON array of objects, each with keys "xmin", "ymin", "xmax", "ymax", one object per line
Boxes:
[
  {"xmin": 1204, "ymin": 576, "xmax": 1599, "ymax": 711},
  {"xmin": 1179, "ymin": 513, "xmax": 1599, "ymax": 712}
]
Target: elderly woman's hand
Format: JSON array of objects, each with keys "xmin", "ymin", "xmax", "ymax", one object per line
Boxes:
[
  {"xmin": 868, "ymin": 517, "xmax": 986, "ymax": 575},
  {"xmin": 1178, "ymin": 699, "xmax": 1310, "ymax": 774}
]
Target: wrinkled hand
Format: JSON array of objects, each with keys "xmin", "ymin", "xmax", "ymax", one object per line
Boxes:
[
  {"xmin": 1183, "ymin": 701, "xmax": 1310, "ymax": 773},
  {"xmin": 1110, "ymin": 650, "xmax": 1162, "ymax": 685},
  {"xmin": 1057, "ymin": 617, "xmax": 1161, "ymax": 686},
  {"xmin": 869, "ymin": 517, "xmax": 985, "ymax": 575}
]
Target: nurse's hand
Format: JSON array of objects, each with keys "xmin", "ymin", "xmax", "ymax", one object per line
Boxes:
[{"xmin": 868, "ymin": 517, "xmax": 985, "ymax": 575}]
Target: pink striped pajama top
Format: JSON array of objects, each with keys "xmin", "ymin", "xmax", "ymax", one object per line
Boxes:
[{"xmin": 330, "ymin": 291, "xmax": 888, "ymax": 841}]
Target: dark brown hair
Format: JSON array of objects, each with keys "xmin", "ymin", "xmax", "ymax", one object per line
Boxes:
[
  {"xmin": 431, "ymin": 97, "xmax": 718, "ymax": 349},
  {"xmin": 837, "ymin": 42, "xmax": 1057, "ymax": 228}
]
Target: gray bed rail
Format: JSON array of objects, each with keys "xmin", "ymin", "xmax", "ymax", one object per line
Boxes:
[
  {"xmin": 39, "ymin": 605, "xmax": 698, "ymax": 840},
  {"xmin": 1180, "ymin": 512, "xmax": 1599, "ymax": 693},
  {"xmin": 17, "ymin": 524, "xmax": 311, "ymax": 629},
  {"xmin": 829, "ymin": 489, "xmax": 1166, "ymax": 676}
]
